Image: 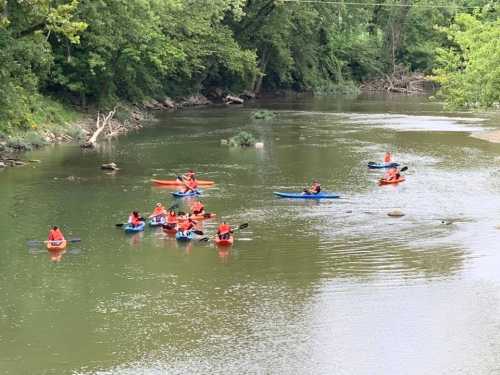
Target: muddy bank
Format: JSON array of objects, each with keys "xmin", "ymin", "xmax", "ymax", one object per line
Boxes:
[{"xmin": 0, "ymin": 92, "xmax": 252, "ymax": 168}]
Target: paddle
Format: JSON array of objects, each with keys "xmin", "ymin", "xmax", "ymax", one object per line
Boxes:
[
  {"xmin": 199, "ymin": 223, "xmax": 248, "ymax": 242},
  {"xmin": 27, "ymin": 238, "xmax": 81, "ymax": 246}
]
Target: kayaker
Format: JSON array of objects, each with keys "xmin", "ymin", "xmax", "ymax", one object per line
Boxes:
[
  {"xmin": 182, "ymin": 178, "xmax": 198, "ymax": 193},
  {"xmin": 177, "ymin": 169, "xmax": 196, "ymax": 182},
  {"xmin": 128, "ymin": 211, "xmax": 143, "ymax": 227},
  {"xmin": 178, "ymin": 216, "xmax": 197, "ymax": 235},
  {"xmin": 384, "ymin": 167, "xmax": 400, "ymax": 181},
  {"xmin": 149, "ymin": 203, "xmax": 167, "ymax": 219},
  {"xmin": 384, "ymin": 152, "xmax": 392, "ymax": 163},
  {"xmin": 149, "ymin": 203, "xmax": 166, "ymax": 219},
  {"xmin": 191, "ymin": 201, "xmax": 205, "ymax": 215},
  {"xmin": 217, "ymin": 221, "xmax": 232, "ymax": 240},
  {"xmin": 303, "ymin": 180, "xmax": 321, "ymax": 195},
  {"xmin": 163, "ymin": 210, "xmax": 178, "ymax": 231},
  {"xmin": 48, "ymin": 226, "xmax": 65, "ymax": 243}
]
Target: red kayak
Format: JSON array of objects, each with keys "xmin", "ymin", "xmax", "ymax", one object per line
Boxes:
[
  {"xmin": 163, "ymin": 224, "xmax": 177, "ymax": 234},
  {"xmin": 214, "ymin": 236, "xmax": 234, "ymax": 246},
  {"xmin": 47, "ymin": 240, "xmax": 67, "ymax": 250},
  {"xmin": 152, "ymin": 179, "xmax": 215, "ymax": 186},
  {"xmin": 379, "ymin": 176, "xmax": 406, "ymax": 185}
]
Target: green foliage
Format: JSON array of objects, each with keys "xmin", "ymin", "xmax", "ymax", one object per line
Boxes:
[
  {"xmin": 252, "ymin": 110, "xmax": 276, "ymax": 120},
  {"xmin": 433, "ymin": 10, "xmax": 500, "ymax": 109},
  {"xmin": 229, "ymin": 131, "xmax": 256, "ymax": 147},
  {"xmin": 1, "ymin": 0, "xmax": 498, "ymax": 137}
]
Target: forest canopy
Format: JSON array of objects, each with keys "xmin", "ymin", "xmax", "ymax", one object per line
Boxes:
[{"xmin": 0, "ymin": 0, "xmax": 498, "ymax": 133}]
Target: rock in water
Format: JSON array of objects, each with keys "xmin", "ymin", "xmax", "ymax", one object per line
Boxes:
[
  {"xmin": 0, "ymin": 161, "xmax": 5, "ymax": 168},
  {"xmin": 255, "ymin": 142, "xmax": 264, "ymax": 149},
  {"xmin": 387, "ymin": 209, "xmax": 405, "ymax": 217},
  {"xmin": 101, "ymin": 162, "xmax": 119, "ymax": 171}
]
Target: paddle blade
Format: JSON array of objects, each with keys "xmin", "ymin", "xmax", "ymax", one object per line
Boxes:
[
  {"xmin": 115, "ymin": 223, "xmax": 125, "ymax": 227},
  {"xmin": 27, "ymin": 240, "xmax": 43, "ymax": 246},
  {"xmin": 68, "ymin": 238, "xmax": 82, "ymax": 243},
  {"xmin": 238, "ymin": 223, "xmax": 249, "ymax": 230},
  {"xmin": 193, "ymin": 230, "xmax": 204, "ymax": 235},
  {"xmin": 400, "ymin": 166, "xmax": 408, "ymax": 172},
  {"xmin": 199, "ymin": 237, "xmax": 209, "ymax": 242}
]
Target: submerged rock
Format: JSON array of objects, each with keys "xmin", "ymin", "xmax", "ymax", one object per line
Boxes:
[
  {"xmin": 0, "ymin": 161, "xmax": 5, "ymax": 168},
  {"xmin": 387, "ymin": 209, "xmax": 405, "ymax": 217},
  {"xmin": 101, "ymin": 162, "xmax": 119, "ymax": 171}
]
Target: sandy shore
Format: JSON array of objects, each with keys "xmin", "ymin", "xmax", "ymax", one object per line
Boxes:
[{"xmin": 472, "ymin": 130, "xmax": 500, "ymax": 143}]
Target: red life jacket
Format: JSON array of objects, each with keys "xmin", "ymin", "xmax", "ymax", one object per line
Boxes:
[
  {"xmin": 218, "ymin": 224, "xmax": 231, "ymax": 234},
  {"xmin": 192, "ymin": 202, "xmax": 204, "ymax": 212},
  {"xmin": 48, "ymin": 228, "xmax": 65, "ymax": 241},
  {"xmin": 129, "ymin": 214, "xmax": 141, "ymax": 226},
  {"xmin": 167, "ymin": 212, "xmax": 177, "ymax": 224}
]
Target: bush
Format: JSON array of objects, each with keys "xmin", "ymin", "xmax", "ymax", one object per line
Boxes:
[
  {"xmin": 229, "ymin": 131, "xmax": 257, "ymax": 147},
  {"xmin": 252, "ymin": 110, "xmax": 276, "ymax": 120}
]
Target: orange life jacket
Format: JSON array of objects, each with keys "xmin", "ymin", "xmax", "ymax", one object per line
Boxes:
[
  {"xmin": 129, "ymin": 214, "xmax": 141, "ymax": 226},
  {"xmin": 180, "ymin": 221, "xmax": 194, "ymax": 231},
  {"xmin": 167, "ymin": 212, "xmax": 177, "ymax": 224},
  {"xmin": 152, "ymin": 206, "xmax": 166, "ymax": 216},
  {"xmin": 48, "ymin": 228, "xmax": 65, "ymax": 241},
  {"xmin": 192, "ymin": 202, "xmax": 204, "ymax": 212},
  {"xmin": 218, "ymin": 224, "xmax": 231, "ymax": 234},
  {"xmin": 186, "ymin": 179, "xmax": 198, "ymax": 189}
]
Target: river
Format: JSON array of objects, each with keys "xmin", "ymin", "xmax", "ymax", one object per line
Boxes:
[{"xmin": 1, "ymin": 95, "xmax": 500, "ymax": 374}]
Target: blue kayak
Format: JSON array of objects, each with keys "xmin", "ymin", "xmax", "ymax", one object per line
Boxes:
[
  {"xmin": 148, "ymin": 217, "xmax": 166, "ymax": 227},
  {"xmin": 171, "ymin": 190, "xmax": 202, "ymax": 198},
  {"xmin": 273, "ymin": 192, "xmax": 340, "ymax": 199},
  {"xmin": 367, "ymin": 162, "xmax": 400, "ymax": 169},
  {"xmin": 124, "ymin": 222, "xmax": 145, "ymax": 233},
  {"xmin": 175, "ymin": 231, "xmax": 193, "ymax": 241}
]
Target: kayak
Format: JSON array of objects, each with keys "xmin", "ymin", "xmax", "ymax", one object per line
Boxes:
[
  {"xmin": 367, "ymin": 162, "xmax": 400, "ymax": 169},
  {"xmin": 163, "ymin": 223, "xmax": 177, "ymax": 234},
  {"xmin": 273, "ymin": 192, "xmax": 340, "ymax": 199},
  {"xmin": 148, "ymin": 216, "xmax": 166, "ymax": 227},
  {"xmin": 47, "ymin": 240, "xmax": 67, "ymax": 250},
  {"xmin": 152, "ymin": 179, "xmax": 215, "ymax": 186},
  {"xmin": 190, "ymin": 213, "xmax": 216, "ymax": 221},
  {"xmin": 124, "ymin": 222, "xmax": 145, "ymax": 233},
  {"xmin": 172, "ymin": 190, "xmax": 202, "ymax": 198},
  {"xmin": 176, "ymin": 231, "xmax": 193, "ymax": 241},
  {"xmin": 379, "ymin": 176, "xmax": 406, "ymax": 185},
  {"xmin": 214, "ymin": 236, "xmax": 234, "ymax": 246}
]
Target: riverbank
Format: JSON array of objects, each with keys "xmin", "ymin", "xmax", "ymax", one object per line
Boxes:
[{"xmin": 0, "ymin": 92, "xmax": 250, "ymax": 168}]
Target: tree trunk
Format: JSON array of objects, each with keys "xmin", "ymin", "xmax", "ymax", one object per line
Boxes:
[{"xmin": 254, "ymin": 47, "xmax": 270, "ymax": 94}]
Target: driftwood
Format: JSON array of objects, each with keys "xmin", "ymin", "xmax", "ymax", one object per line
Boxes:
[
  {"xmin": 224, "ymin": 95, "xmax": 244, "ymax": 105},
  {"xmin": 361, "ymin": 65, "xmax": 429, "ymax": 95},
  {"xmin": 81, "ymin": 108, "xmax": 117, "ymax": 148}
]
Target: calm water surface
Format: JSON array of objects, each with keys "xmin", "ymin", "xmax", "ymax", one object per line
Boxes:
[{"xmin": 1, "ymin": 95, "xmax": 500, "ymax": 374}]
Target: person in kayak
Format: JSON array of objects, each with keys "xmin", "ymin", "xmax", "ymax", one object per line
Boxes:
[
  {"xmin": 383, "ymin": 167, "xmax": 401, "ymax": 181},
  {"xmin": 128, "ymin": 211, "xmax": 143, "ymax": 227},
  {"xmin": 384, "ymin": 152, "xmax": 392, "ymax": 163},
  {"xmin": 177, "ymin": 169, "xmax": 196, "ymax": 183},
  {"xmin": 48, "ymin": 226, "xmax": 65, "ymax": 244},
  {"xmin": 303, "ymin": 180, "xmax": 321, "ymax": 195},
  {"xmin": 149, "ymin": 203, "xmax": 166, "ymax": 222},
  {"xmin": 182, "ymin": 177, "xmax": 198, "ymax": 193},
  {"xmin": 178, "ymin": 216, "xmax": 197, "ymax": 236},
  {"xmin": 163, "ymin": 210, "xmax": 178, "ymax": 231},
  {"xmin": 217, "ymin": 221, "xmax": 232, "ymax": 240},
  {"xmin": 191, "ymin": 201, "xmax": 205, "ymax": 215}
]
